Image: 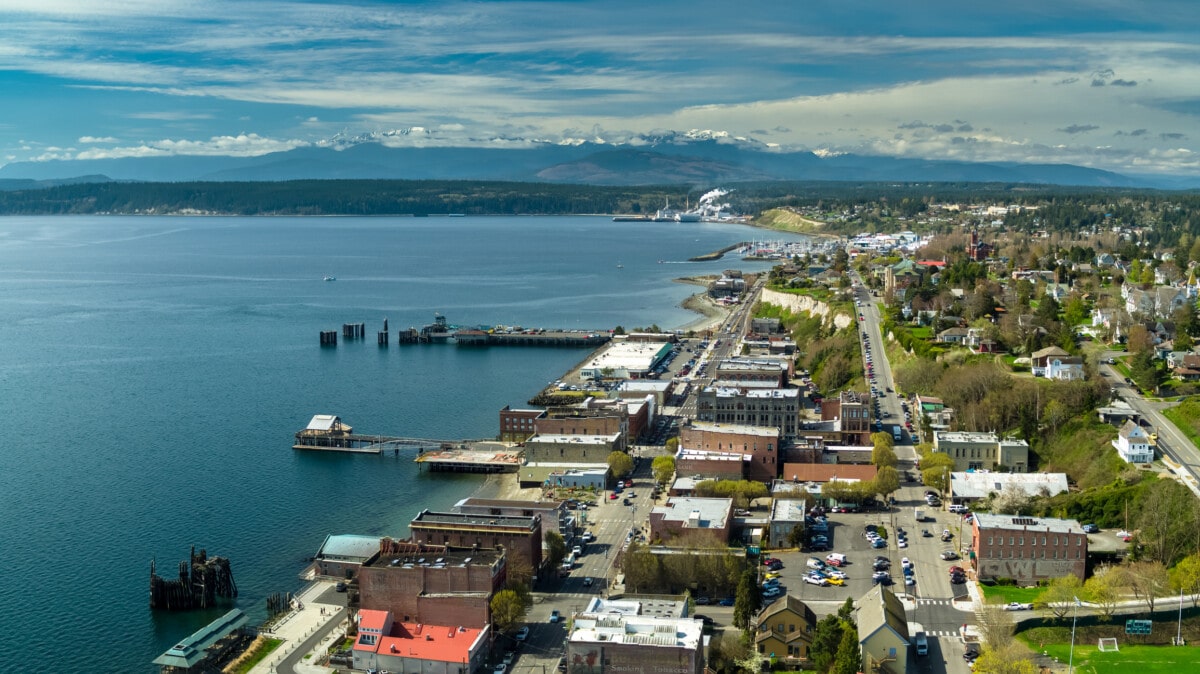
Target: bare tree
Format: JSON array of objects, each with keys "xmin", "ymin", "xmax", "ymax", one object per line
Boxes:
[{"xmin": 976, "ymin": 601, "xmax": 1015, "ymax": 650}]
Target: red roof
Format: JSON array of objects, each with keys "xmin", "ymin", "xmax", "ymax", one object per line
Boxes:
[
  {"xmin": 359, "ymin": 609, "xmax": 390, "ymax": 634},
  {"xmin": 916, "ymin": 260, "xmax": 947, "ymax": 267},
  {"xmin": 355, "ymin": 620, "xmax": 483, "ymax": 663},
  {"xmin": 781, "ymin": 463, "xmax": 878, "ymax": 483}
]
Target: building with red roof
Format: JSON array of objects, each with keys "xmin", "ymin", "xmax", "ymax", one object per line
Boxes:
[{"xmin": 353, "ymin": 609, "xmax": 489, "ymax": 674}]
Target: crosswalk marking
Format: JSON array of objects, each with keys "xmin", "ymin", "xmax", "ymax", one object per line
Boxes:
[{"xmin": 915, "ymin": 599, "xmax": 951, "ymax": 605}]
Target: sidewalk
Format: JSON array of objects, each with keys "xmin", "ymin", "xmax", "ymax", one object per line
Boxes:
[{"xmin": 250, "ymin": 580, "xmax": 348, "ymax": 674}]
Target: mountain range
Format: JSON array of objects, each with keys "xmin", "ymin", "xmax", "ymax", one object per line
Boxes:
[{"xmin": 0, "ymin": 131, "xmax": 1185, "ymax": 189}]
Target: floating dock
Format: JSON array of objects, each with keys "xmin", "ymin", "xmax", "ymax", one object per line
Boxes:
[{"xmin": 293, "ymin": 414, "xmax": 461, "ymax": 455}]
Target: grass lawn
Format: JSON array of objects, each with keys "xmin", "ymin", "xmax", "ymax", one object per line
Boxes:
[
  {"xmin": 908, "ymin": 326, "xmax": 933, "ymax": 339},
  {"xmin": 231, "ymin": 638, "xmax": 283, "ymax": 674},
  {"xmin": 1164, "ymin": 398, "xmax": 1200, "ymax": 448},
  {"xmin": 979, "ymin": 584, "xmax": 1044, "ymax": 604},
  {"xmin": 1029, "ymin": 642, "xmax": 1200, "ymax": 674}
]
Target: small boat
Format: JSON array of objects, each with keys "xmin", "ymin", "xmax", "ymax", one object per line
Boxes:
[
  {"xmin": 324, "ymin": 276, "xmax": 336, "ymax": 282},
  {"xmin": 616, "ymin": 263, "xmax": 624, "ymax": 269}
]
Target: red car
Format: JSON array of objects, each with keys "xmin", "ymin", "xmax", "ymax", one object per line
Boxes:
[{"xmin": 609, "ymin": 492, "xmax": 618, "ymax": 500}]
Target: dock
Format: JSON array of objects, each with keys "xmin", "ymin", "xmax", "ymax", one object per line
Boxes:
[
  {"xmin": 293, "ymin": 414, "xmax": 463, "ymax": 455},
  {"xmin": 414, "ymin": 443, "xmax": 523, "ymax": 473},
  {"xmin": 326, "ymin": 313, "xmax": 611, "ymax": 348}
]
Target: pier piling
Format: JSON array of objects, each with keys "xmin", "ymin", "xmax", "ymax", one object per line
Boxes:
[
  {"xmin": 342, "ymin": 322, "xmax": 366, "ymax": 340},
  {"xmin": 319, "ymin": 330, "xmax": 338, "ymax": 346}
]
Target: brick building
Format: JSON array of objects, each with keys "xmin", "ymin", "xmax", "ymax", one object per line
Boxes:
[
  {"xmin": 820, "ymin": 391, "xmax": 872, "ymax": 445},
  {"xmin": 357, "ymin": 541, "xmax": 506, "ymax": 628},
  {"xmin": 712, "ymin": 358, "xmax": 791, "ymax": 387},
  {"xmin": 409, "ymin": 510, "xmax": 543, "ymax": 578},
  {"xmin": 971, "ymin": 514, "xmax": 1087, "ymax": 585},
  {"xmin": 679, "ymin": 421, "xmax": 781, "ymax": 483},
  {"xmin": 522, "ymin": 433, "xmax": 623, "ymax": 465},
  {"xmin": 452, "ymin": 498, "xmax": 572, "ymax": 539},
  {"xmin": 499, "ymin": 406, "xmax": 543, "ymax": 442}
]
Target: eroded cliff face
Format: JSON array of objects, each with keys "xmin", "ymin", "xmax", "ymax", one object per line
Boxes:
[{"xmin": 761, "ymin": 288, "xmax": 852, "ymax": 330}]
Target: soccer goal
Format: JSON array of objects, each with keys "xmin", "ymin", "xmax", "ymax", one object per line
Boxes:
[{"xmin": 1098, "ymin": 638, "xmax": 1120, "ymax": 652}]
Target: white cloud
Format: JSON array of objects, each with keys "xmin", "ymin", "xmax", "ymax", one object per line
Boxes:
[
  {"xmin": 78, "ymin": 136, "xmax": 117, "ymax": 143},
  {"xmin": 69, "ymin": 133, "xmax": 310, "ymax": 160}
]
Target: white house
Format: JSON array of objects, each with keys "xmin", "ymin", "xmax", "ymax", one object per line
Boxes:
[
  {"xmin": 1044, "ymin": 356, "xmax": 1085, "ymax": 381},
  {"xmin": 1112, "ymin": 420, "xmax": 1154, "ymax": 464}
]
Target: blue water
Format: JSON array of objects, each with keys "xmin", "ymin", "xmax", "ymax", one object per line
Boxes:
[{"xmin": 0, "ymin": 215, "xmax": 804, "ymax": 672}]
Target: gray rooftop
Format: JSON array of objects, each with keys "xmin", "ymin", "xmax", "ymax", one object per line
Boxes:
[
  {"xmin": 316, "ymin": 534, "xmax": 383, "ymax": 561},
  {"xmin": 153, "ymin": 609, "xmax": 248, "ymax": 668},
  {"xmin": 972, "ymin": 512, "xmax": 1084, "ymax": 535},
  {"xmin": 950, "ymin": 472, "xmax": 1069, "ymax": 500},
  {"xmin": 652, "ymin": 497, "xmax": 732, "ymax": 528}
]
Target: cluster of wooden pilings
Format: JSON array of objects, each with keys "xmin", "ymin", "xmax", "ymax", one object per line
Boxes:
[
  {"xmin": 342, "ymin": 322, "xmax": 366, "ymax": 339},
  {"xmin": 321, "ymin": 321, "xmax": 391, "ymax": 346},
  {"xmin": 149, "ymin": 546, "xmax": 238, "ymax": 611}
]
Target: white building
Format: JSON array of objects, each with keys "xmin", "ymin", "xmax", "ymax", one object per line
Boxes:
[
  {"xmin": 1112, "ymin": 421, "xmax": 1154, "ymax": 463},
  {"xmin": 580, "ymin": 341, "xmax": 673, "ymax": 380},
  {"xmin": 949, "ymin": 472, "xmax": 1070, "ymax": 503}
]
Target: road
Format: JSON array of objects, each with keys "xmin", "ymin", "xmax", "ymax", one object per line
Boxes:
[
  {"xmin": 851, "ymin": 273, "xmax": 914, "ymax": 459},
  {"xmin": 676, "ymin": 277, "xmax": 765, "ymax": 418},
  {"xmin": 1098, "ymin": 357, "xmax": 1200, "ymax": 497}
]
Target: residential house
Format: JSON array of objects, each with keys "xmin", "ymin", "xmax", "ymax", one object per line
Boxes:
[
  {"xmin": 1030, "ymin": 346, "xmax": 1070, "ymax": 377},
  {"xmin": 754, "ymin": 595, "xmax": 819, "ymax": 663},
  {"xmin": 1112, "ymin": 420, "xmax": 1154, "ymax": 463},
  {"xmin": 857, "ymin": 584, "xmax": 910, "ymax": 674},
  {"xmin": 1044, "ymin": 355, "xmax": 1085, "ymax": 381},
  {"xmin": 937, "ymin": 327, "xmax": 970, "ymax": 344}
]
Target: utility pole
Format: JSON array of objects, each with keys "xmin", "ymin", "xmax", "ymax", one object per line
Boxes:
[{"xmin": 1068, "ymin": 596, "xmax": 1081, "ymax": 674}]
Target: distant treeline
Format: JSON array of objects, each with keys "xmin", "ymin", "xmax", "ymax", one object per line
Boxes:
[{"xmin": 0, "ymin": 177, "xmax": 1190, "ymax": 218}]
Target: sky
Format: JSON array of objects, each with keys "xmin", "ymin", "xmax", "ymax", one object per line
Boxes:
[{"xmin": 1, "ymin": 0, "xmax": 1199, "ymax": 177}]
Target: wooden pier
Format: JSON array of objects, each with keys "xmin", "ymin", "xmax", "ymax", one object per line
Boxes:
[
  {"xmin": 323, "ymin": 314, "xmax": 611, "ymax": 348},
  {"xmin": 293, "ymin": 414, "xmax": 464, "ymax": 455}
]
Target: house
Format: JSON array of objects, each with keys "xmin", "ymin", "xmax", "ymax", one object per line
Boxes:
[
  {"xmin": 1044, "ymin": 355, "xmax": 1085, "ymax": 381},
  {"xmin": 1112, "ymin": 420, "xmax": 1154, "ymax": 463},
  {"xmin": 937, "ymin": 327, "xmax": 970, "ymax": 344},
  {"xmin": 971, "ymin": 514, "xmax": 1087, "ymax": 585},
  {"xmin": 857, "ymin": 584, "xmax": 910, "ymax": 674},
  {"xmin": 754, "ymin": 595, "xmax": 819, "ymax": 663},
  {"xmin": 1096, "ymin": 253, "xmax": 1116, "ymax": 268},
  {"xmin": 1030, "ymin": 346, "xmax": 1070, "ymax": 377}
]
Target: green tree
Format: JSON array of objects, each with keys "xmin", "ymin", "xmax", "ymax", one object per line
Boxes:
[
  {"xmin": 872, "ymin": 466, "xmax": 900, "ymax": 500},
  {"xmin": 1037, "ymin": 575, "xmax": 1082, "ymax": 621},
  {"xmin": 621, "ymin": 541, "xmax": 660, "ymax": 593},
  {"xmin": 1063, "ymin": 296, "xmax": 1088, "ymax": 328},
  {"xmin": 1169, "ymin": 551, "xmax": 1200, "ymax": 606},
  {"xmin": 545, "ymin": 531, "xmax": 567, "ymax": 568},
  {"xmin": 608, "ymin": 451, "xmax": 634, "ymax": 479},
  {"xmin": 872, "ymin": 444, "xmax": 898, "ymax": 469},
  {"xmin": 490, "ymin": 589, "xmax": 526, "ymax": 632},
  {"xmin": 652, "ymin": 455, "xmax": 676, "ymax": 485},
  {"xmin": 1084, "ymin": 568, "xmax": 1120, "ymax": 620},
  {"xmin": 837, "ymin": 597, "xmax": 856, "ymax": 625},
  {"xmin": 831, "ymin": 623, "xmax": 861, "ymax": 674},
  {"xmin": 870, "ymin": 431, "xmax": 894, "ymax": 451},
  {"xmin": 972, "ymin": 643, "xmax": 1037, "ymax": 674},
  {"xmin": 809, "ymin": 615, "xmax": 844, "ymax": 674},
  {"xmin": 733, "ymin": 568, "xmax": 761, "ymax": 629}
]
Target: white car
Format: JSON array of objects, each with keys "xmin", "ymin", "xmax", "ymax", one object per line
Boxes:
[
  {"xmin": 897, "ymin": 538, "xmax": 908, "ymax": 548},
  {"xmin": 804, "ymin": 574, "xmax": 830, "ymax": 586},
  {"xmin": 514, "ymin": 627, "xmax": 530, "ymax": 641},
  {"xmin": 901, "ymin": 557, "xmax": 912, "ymax": 568},
  {"xmin": 826, "ymin": 569, "xmax": 848, "ymax": 580},
  {"xmin": 1004, "ymin": 602, "xmax": 1033, "ymax": 611}
]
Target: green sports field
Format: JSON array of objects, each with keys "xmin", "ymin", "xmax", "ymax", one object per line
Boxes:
[{"xmin": 1035, "ymin": 642, "xmax": 1200, "ymax": 673}]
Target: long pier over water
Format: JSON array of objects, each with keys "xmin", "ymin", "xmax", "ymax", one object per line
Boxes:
[
  {"xmin": 292, "ymin": 415, "xmax": 520, "ymax": 472},
  {"xmin": 319, "ymin": 314, "xmax": 611, "ymax": 348}
]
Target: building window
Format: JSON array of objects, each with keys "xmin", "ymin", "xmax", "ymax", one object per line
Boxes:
[
  {"xmin": 1019, "ymin": 537, "xmax": 1024, "ymax": 545},
  {"xmin": 1009, "ymin": 537, "xmax": 1015, "ymax": 545}
]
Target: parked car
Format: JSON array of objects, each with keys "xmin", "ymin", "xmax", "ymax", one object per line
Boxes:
[
  {"xmin": 514, "ymin": 627, "xmax": 530, "ymax": 642},
  {"xmin": 583, "ymin": 576, "xmax": 594, "ymax": 587},
  {"xmin": 941, "ymin": 550, "xmax": 959, "ymax": 560},
  {"xmin": 804, "ymin": 574, "xmax": 830, "ymax": 586},
  {"xmin": 1082, "ymin": 523, "xmax": 1099, "ymax": 534},
  {"xmin": 495, "ymin": 665, "xmax": 508, "ymax": 674},
  {"xmin": 549, "ymin": 610, "xmax": 561, "ymax": 623},
  {"xmin": 763, "ymin": 586, "xmax": 784, "ymax": 597},
  {"xmin": 1004, "ymin": 602, "xmax": 1034, "ymax": 611},
  {"xmin": 719, "ymin": 597, "xmax": 735, "ymax": 606}
]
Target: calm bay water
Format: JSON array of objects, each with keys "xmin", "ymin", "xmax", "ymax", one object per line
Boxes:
[{"xmin": 0, "ymin": 215, "xmax": 804, "ymax": 672}]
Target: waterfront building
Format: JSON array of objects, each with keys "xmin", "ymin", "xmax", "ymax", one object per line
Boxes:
[
  {"xmin": 566, "ymin": 611, "xmax": 705, "ymax": 674},
  {"xmin": 932, "ymin": 431, "xmax": 1029, "ymax": 472},
  {"xmin": 357, "ymin": 541, "xmax": 506, "ymax": 628},
  {"xmin": 857, "ymin": 584, "xmax": 910, "ymax": 674},
  {"xmin": 579, "ymin": 341, "xmax": 673, "ymax": 380},
  {"xmin": 679, "ymin": 420, "xmax": 781, "ymax": 483},
  {"xmin": 611, "ymin": 380, "xmax": 671, "ymax": 407},
  {"xmin": 971, "ymin": 513, "xmax": 1087, "ymax": 585},
  {"xmin": 409, "ymin": 510, "xmax": 542, "ymax": 578},
  {"xmin": 543, "ymin": 466, "xmax": 608, "ymax": 490},
  {"xmin": 753, "ymin": 595, "xmax": 818, "ymax": 664},
  {"xmin": 352, "ymin": 609, "xmax": 488, "ymax": 674},
  {"xmin": 499, "ymin": 406, "xmax": 543, "ymax": 442},
  {"xmin": 648, "ymin": 497, "xmax": 733, "ymax": 546},
  {"xmin": 695, "ymin": 386, "xmax": 798, "ymax": 440},
  {"xmin": 305, "ymin": 534, "xmax": 383, "ymax": 580},
  {"xmin": 522, "ymin": 432, "xmax": 623, "ymax": 465}
]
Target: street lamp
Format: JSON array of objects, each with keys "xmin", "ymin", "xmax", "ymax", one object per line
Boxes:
[{"xmin": 1068, "ymin": 596, "xmax": 1082, "ymax": 674}]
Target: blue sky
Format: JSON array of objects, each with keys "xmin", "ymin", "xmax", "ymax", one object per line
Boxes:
[{"xmin": 1, "ymin": 0, "xmax": 1198, "ymax": 176}]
